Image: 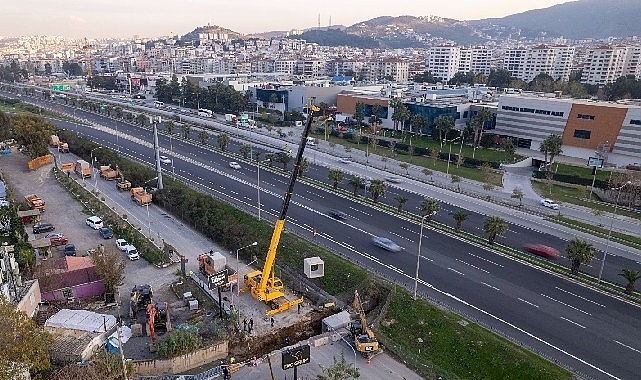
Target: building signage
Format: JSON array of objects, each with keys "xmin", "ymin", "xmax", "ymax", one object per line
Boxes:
[
  {"xmin": 207, "ymin": 269, "xmax": 228, "ymax": 289},
  {"xmin": 588, "ymin": 156, "xmax": 604, "ymax": 168}
]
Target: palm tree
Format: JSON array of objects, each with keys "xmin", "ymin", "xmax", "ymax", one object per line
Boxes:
[
  {"xmin": 419, "ymin": 197, "xmax": 440, "ymax": 220},
  {"xmin": 566, "ymin": 238, "xmax": 595, "ymax": 274},
  {"xmin": 217, "ymin": 133, "xmax": 230, "ymax": 151},
  {"xmin": 511, "ymin": 187, "xmax": 524, "ymax": 206},
  {"xmin": 483, "ymin": 216, "xmax": 507, "ymax": 245},
  {"xmin": 181, "ymin": 124, "xmax": 191, "ymax": 139},
  {"xmin": 135, "ymin": 113, "xmax": 147, "ymax": 127},
  {"xmin": 239, "ymin": 144, "xmax": 251, "ymax": 159},
  {"xmin": 165, "ymin": 120, "xmax": 174, "ymax": 136},
  {"xmin": 198, "ymin": 130, "xmax": 209, "ymax": 145},
  {"xmin": 279, "ymin": 153, "xmax": 292, "ymax": 170},
  {"xmin": 349, "ymin": 176, "xmax": 364, "ymax": 196},
  {"xmin": 452, "ymin": 210, "xmax": 468, "ymax": 232},
  {"xmin": 434, "ymin": 115, "xmax": 454, "ymax": 148},
  {"xmin": 472, "ymin": 108, "xmax": 492, "ymax": 148},
  {"xmin": 619, "ymin": 269, "xmax": 641, "ymax": 295},
  {"xmin": 328, "ymin": 168, "xmax": 345, "ymax": 189},
  {"xmin": 539, "ymin": 134, "xmax": 563, "ymax": 168},
  {"xmin": 297, "ymin": 157, "xmax": 310, "ymax": 177},
  {"xmin": 368, "ymin": 179, "xmax": 387, "ymax": 202},
  {"xmin": 395, "ymin": 195, "xmax": 407, "ymax": 212}
]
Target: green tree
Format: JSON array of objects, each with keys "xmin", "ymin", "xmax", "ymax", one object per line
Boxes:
[
  {"xmin": 349, "ymin": 176, "xmax": 364, "ymax": 196},
  {"xmin": 452, "ymin": 210, "xmax": 469, "ymax": 232},
  {"xmin": 471, "ymin": 108, "xmax": 493, "ymax": 148},
  {"xmin": 410, "ymin": 114, "xmax": 428, "ymax": 135},
  {"xmin": 135, "ymin": 113, "xmax": 147, "ymax": 127},
  {"xmin": 354, "ymin": 102, "xmax": 366, "ymax": 129},
  {"xmin": 328, "ymin": 168, "xmax": 345, "ymax": 189},
  {"xmin": 165, "ymin": 120, "xmax": 175, "ymax": 136},
  {"xmin": 413, "ymin": 70, "xmax": 437, "ymax": 83},
  {"xmin": 511, "ymin": 187, "xmax": 524, "ymax": 206},
  {"xmin": 316, "ymin": 351, "xmax": 360, "ymax": 380},
  {"xmin": 451, "ymin": 175, "xmax": 461, "ymax": 192},
  {"xmin": 420, "ymin": 197, "xmax": 440, "ymax": 220},
  {"xmin": 422, "ymin": 168, "xmax": 433, "ymax": 181},
  {"xmin": 198, "ymin": 130, "xmax": 209, "ymax": 145},
  {"xmin": 298, "ymin": 157, "xmax": 310, "ymax": 177},
  {"xmin": 502, "ymin": 137, "xmax": 516, "ymax": 162},
  {"xmin": 11, "ymin": 113, "xmax": 55, "ymax": 158},
  {"xmin": 390, "ymin": 98, "xmax": 410, "ymax": 132},
  {"xmin": 239, "ymin": 144, "xmax": 251, "ymax": 159},
  {"xmin": 483, "ymin": 216, "xmax": 508, "ymax": 245},
  {"xmin": 434, "ymin": 115, "xmax": 455, "ymax": 146},
  {"xmin": 487, "ymin": 68, "xmax": 513, "ymax": 88},
  {"xmin": 216, "ymin": 132, "xmax": 230, "ymax": 151},
  {"xmin": 539, "ymin": 134, "xmax": 563, "ymax": 168},
  {"xmin": 156, "ymin": 329, "xmax": 201, "ymax": 359},
  {"xmin": 566, "ymin": 238, "xmax": 595, "ymax": 274},
  {"xmin": 368, "ymin": 179, "xmax": 387, "ymax": 202},
  {"xmin": 429, "ymin": 148, "xmax": 440, "ymax": 167},
  {"xmin": 399, "ymin": 162, "xmax": 409, "ymax": 174},
  {"xmin": 181, "ymin": 124, "xmax": 191, "ymax": 140},
  {"xmin": 395, "ymin": 195, "xmax": 407, "ymax": 212},
  {"xmin": 279, "ymin": 153, "xmax": 292, "ymax": 170},
  {"xmin": 91, "ymin": 247, "xmax": 126, "ymax": 303},
  {"xmin": 619, "ymin": 269, "xmax": 641, "ymax": 295}
]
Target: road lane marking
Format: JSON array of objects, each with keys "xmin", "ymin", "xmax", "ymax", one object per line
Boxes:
[
  {"xmin": 517, "ymin": 298, "xmax": 539, "ymax": 308},
  {"xmin": 554, "ymin": 287, "xmax": 606, "ymax": 308},
  {"xmin": 456, "ymin": 258, "xmax": 490, "ymax": 274},
  {"xmin": 560, "ymin": 317, "xmax": 586, "ymax": 329},
  {"xmin": 467, "ymin": 252, "xmax": 504, "ymax": 267},
  {"xmin": 481, "ymin": 282, "xmax": 500, "ymax": 291},
  {"xmin": 448, "ymin": 268, "xmax": 464, "ymax": 276},
  {"xmin": 389, "ymin": 231, "xmax": 413, "ymax": 242},
  {"xmin": 540, "ymin": 294, "xmax": 592, "ymax": 316},
  {"xmin": 614, "ymin": 340, "xmax": 641, "ymax": 354},
  {"xmin": 348, "ymin": 206, "xmax": 371, "ymax": 216}
]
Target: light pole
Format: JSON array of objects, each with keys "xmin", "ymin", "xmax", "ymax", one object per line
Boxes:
[
  {"xmin": 445, "ymin": 136, "xmax": 460, "ymax": 176},
  {"xmin": 90, "ymin": 146, "xmax": 102, "ymax": 188},
  {"xmin": 236, "ymin": 241, "xmax": 258, "ymax": 297},
  {"xmin": 414, "ymin": 212, "xmax": 434, "ymax": 300},
  {"xmin": 597, "ymin": 181, "xmax": 631, "ymax": 283}
]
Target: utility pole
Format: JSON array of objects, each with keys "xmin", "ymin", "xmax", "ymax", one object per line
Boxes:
[{"xmin": 151, "ymin": 116, "xmax": 164, "ymax": 190}]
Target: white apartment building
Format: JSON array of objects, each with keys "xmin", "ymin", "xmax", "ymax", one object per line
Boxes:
[
  {"xmin": 504, "ymin": 45, "xmax": 574, "ymax": 82},
  {"xmin": 428, "ymin": 45, "xmax": 461, "ymax": 81},
  {"xmin": 580, "ymin": 45, "xmax": 629, "ymax": 85},
  {"xmin": 459, "ymin": 46, "xmax": 491, "ymax": 75},
  {"xmin": 274, "ymin": 59, "xmax": 297, "ymax": 75},
  {"xmin": 360, "ymin": 59, "xmax": 409, "ymax": 83}
]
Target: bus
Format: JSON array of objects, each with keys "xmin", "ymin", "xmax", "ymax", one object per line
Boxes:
[{"xmin": 198, "ymin": 108, "xmax": 214, "ymax": 118}]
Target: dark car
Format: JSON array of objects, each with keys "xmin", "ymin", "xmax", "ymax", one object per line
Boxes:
[
  {"xmin": 33, "ymin": 223, "xmax": 55, "ymax": 234},
  {"xmin": 525, "ymin": 244, "xmax": 560, "ymax": 259},
  {"xmin": 64, "ymin": 244, "xmax": 77, "ymax": 256},
  {"xmin": 328, "ymin": 209, "xmax": 347, "ymax": 220},
  {"xmin": 132, "ymin": 94, "xmax": 146, "ymax": 99},
  {"xmin": 99, "ymin": 227, "xmax": 114, "ymax": 239}
]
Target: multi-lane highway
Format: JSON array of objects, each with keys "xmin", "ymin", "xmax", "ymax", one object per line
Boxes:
[{"xmin": 7, "ymin": 89, "xmax": 641, "ymax": 379}]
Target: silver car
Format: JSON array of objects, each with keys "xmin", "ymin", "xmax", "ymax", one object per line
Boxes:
[
  {"xmin": 372, "ymin": 236, "xmax": 403, "ymax": 252},
  {"xmin": 540, "ymin": 198, "xmax": 560, "ymax": 210}
]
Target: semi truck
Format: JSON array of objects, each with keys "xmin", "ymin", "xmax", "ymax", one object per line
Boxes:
[
  {"xmin": 25, "ymin": 194, "xmax": 45, "ymax": 212},
  {"xmin": 225, "ymin": 114, "xmax": 237, "ymax": 124},
  {"xmin": 50, "ymin": 135, "xmax": 60, "ymax": 147},
  {"xmin": 74, "ymin": 159, "xmax": 92, "ymax": 178},
  {"xmin": 99, "ymin": 165, "xmax": 118, "ymax": 180},
  {"xmin": 130, "ymin": 187, "xmax": 152, "ymax": 206}
]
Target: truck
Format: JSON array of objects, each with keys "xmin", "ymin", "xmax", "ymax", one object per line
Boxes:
[
  {"xmin": 58, "ymin": 142, "xmax": 69, "ymax": 153},
  {"xmin": 116, "ymin": 169, "xmax": 131, "ymax": 191},
  {"xmin": 74, "ymin": 159, "xmax": 92, "ymax": 178},
  {"xmin": 130, "ymin": 187, "xmax": 152, "ymax": 206},
  {"xmin": 99, "ymin": 165, "xmax": 118, "ymax": 181},
  {"xmin": 225, "ymin": 114, "xmax": 237, "ymax": 124},
  {"xmin": 25, "ymin": 194, "xmax": 45, "ymax": 212},
  {"xmin": 198, "ymin": 251, "xmax": 238, "ymax": 291},
  {"xmin": 50, "ymin": 135, "xmax": 60, "ymax": 147}
]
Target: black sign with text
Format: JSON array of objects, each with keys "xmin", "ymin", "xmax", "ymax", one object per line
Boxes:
[
  {"xmin": 207, "ymin": 269, "xmax": 228, "ymax": 289},
  {"xmin": 282, "ymin": 344, "xmax": 310, "ymax": 370}
]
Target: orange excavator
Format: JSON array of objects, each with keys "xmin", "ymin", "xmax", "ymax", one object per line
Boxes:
[{"xmin": 146, "ymin": 301, "xmax": 171, "ymax": 342}]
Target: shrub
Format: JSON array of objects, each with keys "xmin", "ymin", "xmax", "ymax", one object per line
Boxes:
[{"xmin": 156, "ymin": 329, "xmax": 202, "ymax": 359}]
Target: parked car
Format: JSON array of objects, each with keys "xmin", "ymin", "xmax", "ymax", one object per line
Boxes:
[
  {"xmin": 372, "ymin": 236, "xmax": 403, "ymax": 252},
  {"xmin": 159, "ymin": 155, "xmax": 172, "ymax": 165},
  {"xmin": 45, "ymin": 232, "xmax": 68, "ymax": 246},
  {"xmin": 525, "ymin": 244, "xmax": 560, "ymax": 259},
  {"xmin": 86, "ymin": 216, "xmax": 104, "ymax": 230},
  {"xmin": 328, "ymin": 209, "xmax": 348, "ymax": 220},
  {"xmin": 116, "ymin": 238, "xmax": 129, "ymax": 251},
  {"xmin": 99, "ymin": 227, "xmax": 114, "ymax": 239},
  {"xmin": 540, "ymin": 198, "xmax": 560, "ymax": 210},
  {"xmin": 338, "ymin": 157, "xmax": 351, "ymax": 164},
  {"xmin": 229, "ymin": 161, "xmax": 241, "ymax": 170},
  {"xmin": 33, "ymin": 223, "xmax": 55, "ymax": 234},
  {"xmin": 124, "ymin": 245, "xmax": 140, "ymax": 260},
  {"xmin": 64, "ymin": 244, "xmax": 77, "ymax": 256}
]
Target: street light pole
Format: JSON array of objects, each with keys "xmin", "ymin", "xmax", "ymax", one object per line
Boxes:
[
  {"xmin": 414, "ymin": 213, "xmax": 430, "ymax": 300},
  {"xmin": 445, "ymin": 136, "xmax": 460, "ymax": 176},
  {"xmin": 90, "ymin": 146, "xmax": 102, "ymax": 188},
  {"xmin": 597, "ymin": 181, "xmax": 631, "ymax": 283},
  {"xmin": 257, "ymin": 160, "xmax": 261, "ymax": 220},
  {"xmin": 236, "ymin": 241, "xmax": 258, "ymax": 297}
]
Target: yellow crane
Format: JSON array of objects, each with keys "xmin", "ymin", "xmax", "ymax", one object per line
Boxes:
[
  {"xmin": 243, "ymin": 105, "xmax": 320, "ymax": 315},
  {"xmin": 351, "ymin": 290, "xmax": 379, "ymax": 356}
]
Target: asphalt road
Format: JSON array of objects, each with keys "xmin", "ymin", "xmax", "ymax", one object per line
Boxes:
[{"xmin": 8, "ymin": 89, "xmax": 641, "ymax": 379}]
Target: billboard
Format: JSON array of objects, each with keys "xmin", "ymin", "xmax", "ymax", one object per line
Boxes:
[{"xmin": 282, "ymin": 345, "xmax": 310, "ymax": 370}]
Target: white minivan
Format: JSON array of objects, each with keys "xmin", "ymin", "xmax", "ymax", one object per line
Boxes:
[
  {"xmin": 306, "ymin": 137, "xmax": 316, "ymax": 146},
  {"xmin": 86, "ymin": 216, "xmax": 104, "ymax": 230}
]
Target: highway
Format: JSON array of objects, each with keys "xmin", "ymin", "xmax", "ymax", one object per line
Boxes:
[{"xmin": 7, "ymin": 89, "xmax": 641, "ymax": 379}]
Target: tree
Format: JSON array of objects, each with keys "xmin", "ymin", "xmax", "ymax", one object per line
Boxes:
[
  {"xmin": 422, "ymin": 168, "xmax": 433, "ymax": 181},
  {"xmin": 565, "ymin": 238, "xmax": 595, "ymax": 274},
  {"xmin": 279, "ymin": 153, "xmax": 292, "ymax": 170},
  {"xmin": 239, "ymin": 144, "xmax": 251, "ymax": 159},
  {"xmin": 434, "ymin": 115, "xmax": 454, "ymax": 147},
  {"xmin": 429, "ymin": 148, "xmax": 439, "ymax": 167},
  {"xmin": 181, "ymin": 124, "xmax": 191, "ymax": 140},
  {"xmin": 399, "ymin": 162, "xmax": 409, "ymax": 174},
  {"xmin": 471, "ymin": 108, "xmax": 493, "ymax": 148},
  {"xmin": 619, "ymin": 269, "xmax": 641, "ymax": 295},
  {"xmin": 539, "ymin": 134, "xmax": 563, "ymax": 168},
  {"xmin": 198, "ymin": 130, "xmax": 209, "ymax": 145},
  {"xmin": 413, "ymin": 70, "xmax": 437, "ymax": 83},
  {"xmin": 487, "ymin": 68, "xmax": 513, "ymax": 88},
  {"xmin": 483, "ymin": 216, "xmax": 507, "ymax": 245},
  {"xmin": 328, "ymin": 168, "xmax": 345, "ymax": 189},
  {"xmin": 511, "ymin": 187, "xmax": 524, "ymax": 206},
  {"xmin": 368, "ymin": 179, "xmax": 387, "ymax": 202},
  {"xmin": 410, "ymin": 114, "xmax": 428, "ymax": 135},
  {"xmin": 0, "ymin": 298, "xmax": 54, "ymax": 379},
  {"xmin": 217, "ymin": 133, "xmax": 230, "ymax": 151},
  {"xmin": 165, "ymin": 120, "xmax": 174, "ymax": 135},
  {"xmin": 11, "ymin": 113, "xmax": 55, "ymax": 158},
  {"xmin": 298, "ymin": 157, "xmax": 310, "ymax": 177},
  {"xmin": 316, "ymin": 352, "xmax": 360, "ymax": 380},
  {"xmin": 135, "ymin": 113, "xmax": 147, "ymax": 127},
  {"xmin": 502, "ymin": 137, "xmax": 516, "ymax": 162},
  {"xmin": 395, "ymin": 195, "xmax": 408, "ymax": 212},
  {"xmin": 349, "ymin": 176, "xmax": 364, "ymax": 196},
  {"xmin": 451, "ymin": 175, "xmax": 461, "ymax": 192},
  {"xmin": 91, "ymin": 247, "xmax": 126, "ymax": 302},
  {"xmin": 354, "ymin": 102, "xmax": 366, "ymax": 129},
  {"xmin": 452, "ymin": 210, "xmax": 468, "ymax": 232},
  {"xmin": 420, "ymin": 197, "xmax": 440, "ymax": 220}
]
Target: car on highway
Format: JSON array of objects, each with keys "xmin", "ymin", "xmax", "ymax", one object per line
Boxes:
[
  {"xmin": 229, "ymin": 161, "xmax": 241, "ymax": 170},
  {"xmin": 540, "ymin": 198, "xmax": 560, "ymax": 210},
  {"xmin": 372, "ymin": 236, "xmax": 403, "ymax": 252},
  {"xmin": 99, "ymin": 227, "xmax": 114, "ymax": 239},
  {"xmin": 386, "ymin": 176, "xmax": 403, "ymax": 184},
  {"xmin": 116, "ymin": 238, "xmax": 129, "ymax": 251},
  {"xmin": 159, "ymin": 155, "xmax": 172, "ymax": 165},
  {"xmin": 132, "ymin": 94, "xmax": 146, "ymax": 99},
  {"xmin": 524, "ymin": 243, "xmax": 560, "ymax": 259},
  {"xmin": 124, "ymin": 245, "xmax": 140, "ymax": 260},
  {"xmin": 338, "ymin": 157, "xmax": 351, "ymax": 164},
  {"xmin": 45, "ymin": 233, "xmax": 68, "ymax": 246},
  {"xmin": 328, "ymin": 209, "xmax": 348, "ymax": 220},
  {"xmin": 33, "ymin": 223, "xmax": 55, "ymax": 234},
  {"xmin": 64, "ymin": 244, "xmax": 77, "ymax": 256}
]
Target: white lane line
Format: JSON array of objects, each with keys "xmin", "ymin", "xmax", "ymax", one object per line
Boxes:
[
  {"xmin": 230, "ymin": 190, "xmax": 238, "ymax": 195},
  {"xmin": 614, "ymin": 340, "xmax": 641, "ymax": 354},
  {"xmin": 540, "ymin": 294, "xmax": 592, "ymax": 316},
  {"xmin": 448, "ymin": 268, "xmax": 464, "ymax": 276},
  {"xmin": 517, "ymin": 298, "xmax": 540, "ymax": 308},
  {"xmin": 481, "ymin": 282, "xmax": 500, "ymax": 291},
  {"xmin": 456, "ymin": 258, "xmax": 490, "ymax": 274},
  {"xmin": 560, "ymin": 317, "xmax": 586, "ymax": 329},
  {"xmin": 348, "ymin": 206, "xmax": 371, "ymax": 216},
  {"xmin": 467, "ymin": 252, "xmax": 504, "ymax": 267},
  {"xmin": 554, "ymin": 287, "xmax": 606, "ymax": 308},
  {"xmin": 389, "ymin": 231, "xmax": 413, "ymax": 242}
]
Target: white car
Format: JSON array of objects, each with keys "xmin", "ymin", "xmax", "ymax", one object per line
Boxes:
[
  {"xmin": 540, "ymin": 198, "xmax": 560, "ymax": 210},
  {"xmin": 116, "ymin": 238, "xmax": 129, "ymax": 252},
  {"xmin": 338, "ymin": 157, "xmax": 351, "ymax": 164},
  {"xmin": 124, "ymin": 245, "xmax": 140, "ymax": 261},
  {"xmin": 229, "ymin": 161, "xmax": 241, "ymax": 170},
  {"xmin": 0, "ymin": 200, "xmax": 9, "ymax": 208},
  {"xmin": 86, "ymin": 216, "xmax": 104, "ymax": 230},
  {"xmin": 159, "ymin": 155, "xmax": 172, "ymax": 165}
]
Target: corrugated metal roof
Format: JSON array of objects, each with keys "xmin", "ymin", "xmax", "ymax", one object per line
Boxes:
[{"xmin": 45, "ymin": 309, "xmax": 117, "ymax": 333}]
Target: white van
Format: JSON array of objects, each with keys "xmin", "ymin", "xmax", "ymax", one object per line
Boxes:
[
  {"xmin": 306, "ymin": 137, "xmax": 316, "ymax": 146},
  {"xmin": 86, "ymin": 216, "xmax": 104, "ymax": 230}
]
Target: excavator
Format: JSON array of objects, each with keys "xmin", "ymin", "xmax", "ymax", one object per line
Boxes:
[
  {"xmin": 243, "ymin": 104, "xmax": 320, "ymax": 316},
  {"xmin": 350, "ymin": 290, "xmax": 379, "ymax": 357},
  {"xmin": 129, "ymin": 284, "xmax": 153, "ymax": 318},
  {"xmin": 146, "ymin": 301, "xmax": 171, "ymax": 343}
]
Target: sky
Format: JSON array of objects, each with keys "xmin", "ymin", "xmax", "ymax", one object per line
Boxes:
[{"xmin": 1, "ymin": 0, "xmax": 576, "ymax": 40}]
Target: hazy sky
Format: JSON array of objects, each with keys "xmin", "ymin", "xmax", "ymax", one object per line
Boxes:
[{"xmin": 1, "ymin": 0, "xmax": 575, "ymax": 39}]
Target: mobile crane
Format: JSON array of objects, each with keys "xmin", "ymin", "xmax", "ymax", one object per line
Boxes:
[
  {"xmin": 350, "ymin": 290, "xmax": 379, "ymax": 356},
  {"xmin": 243, "ymin": 104, "xmax": 320, "ymax": 316}
]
